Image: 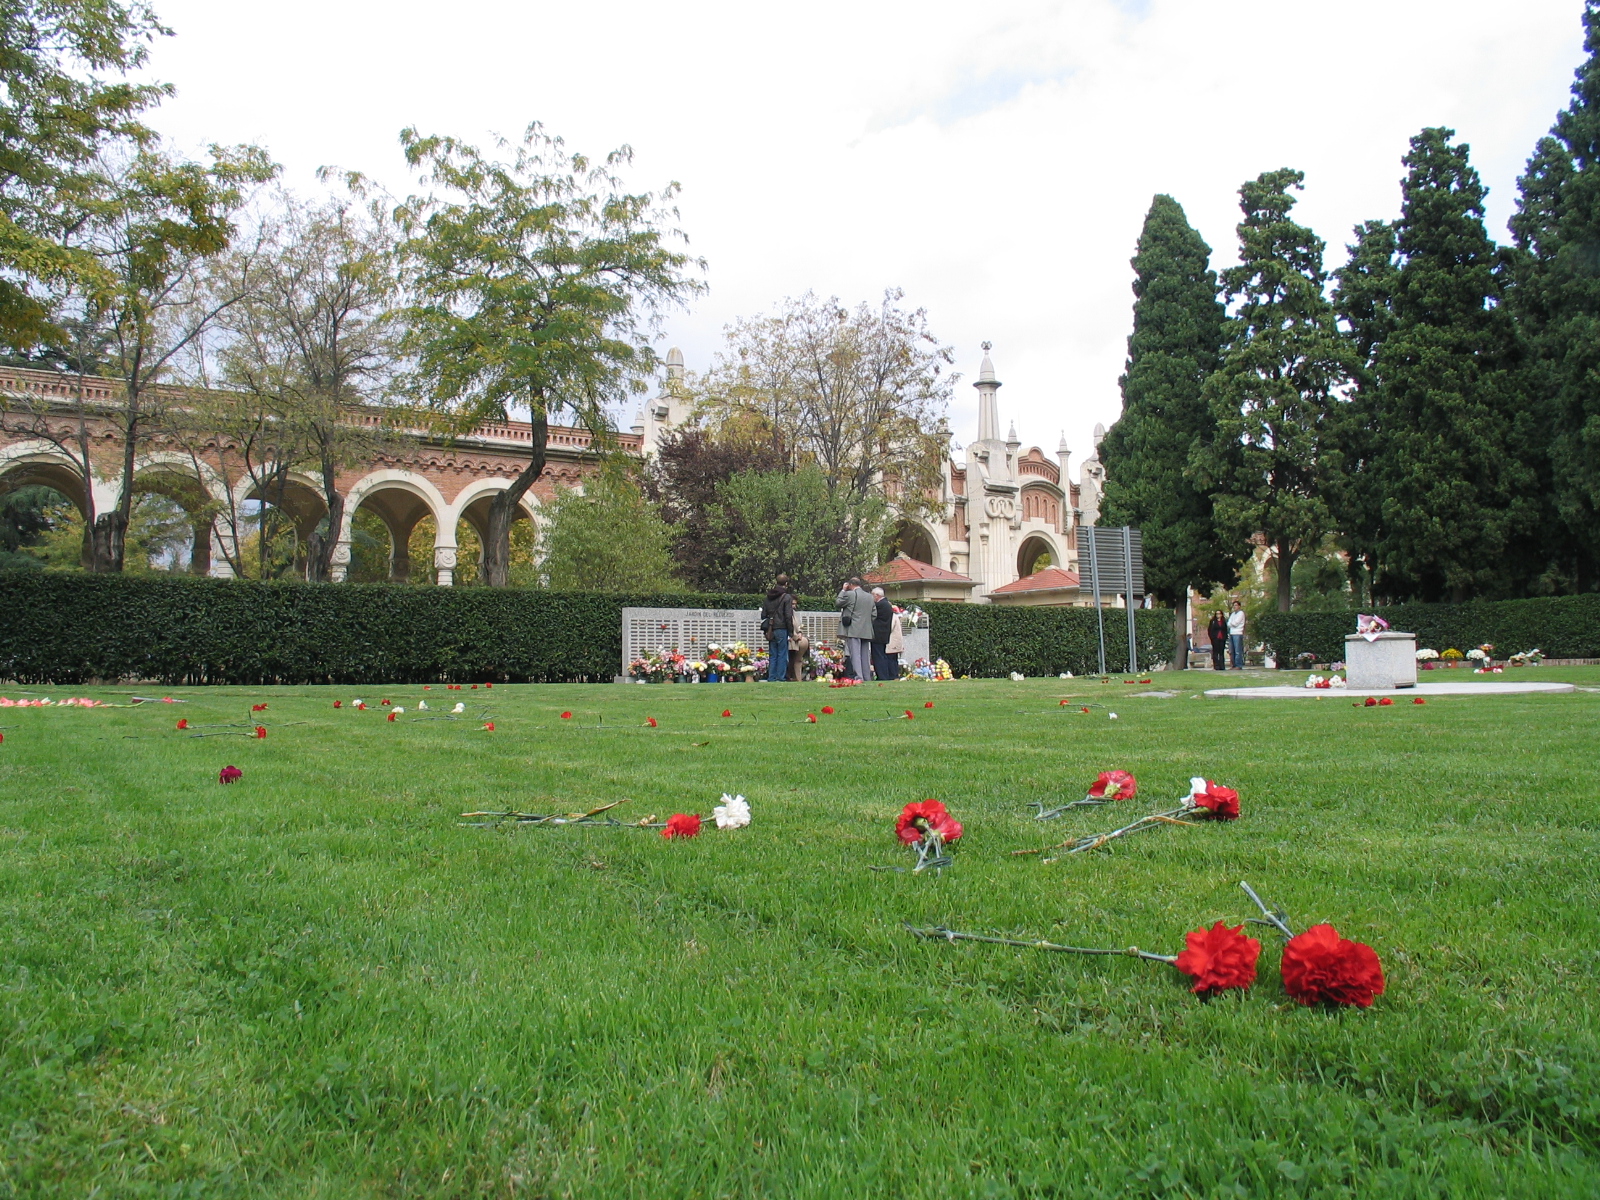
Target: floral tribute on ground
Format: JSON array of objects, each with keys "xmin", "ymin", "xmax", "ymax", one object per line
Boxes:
[
  {"xmin": 908, "ymin": 880, "xmax": 1384, "ymax": 1008},
  {"xmin": 885, "ymin": 799, "xmax": 963, "ymax": 873},
  {"xmin": 1032, "ymin": 769, "xmax": 1137, "ymax": 820},
  {"xmin": 1016, "ymin": 776, "xmax": 1238, "ymax": 858},
  {"xmin": 459, "ymin": 794, "xmax": 753, "ymax": 838}
]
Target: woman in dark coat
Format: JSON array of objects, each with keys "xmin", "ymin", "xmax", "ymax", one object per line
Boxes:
[
  {"xmin": 1207, "ymin": 610, "xmax": 1228, "ymax": 672},
  {"xmin": 869, "ymin": 587, "xmax": 895, "ymax": 680}
]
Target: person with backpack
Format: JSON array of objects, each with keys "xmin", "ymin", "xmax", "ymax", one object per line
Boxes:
[{"xmin": 760, "ymin": 579, "xmax": 796, "ymax": 682}]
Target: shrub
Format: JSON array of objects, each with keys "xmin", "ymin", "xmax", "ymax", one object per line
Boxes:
[
  {"xmin": 927, "ymin": 603, "xmax": 1172, "ymax": 677},
  {"xmin": 0, "ymin": 572, "xmax": 830, "ymax": 685},
  {"xmin": 1256, "ymin": 596, "xmax": 1600, "ymax": 667}
]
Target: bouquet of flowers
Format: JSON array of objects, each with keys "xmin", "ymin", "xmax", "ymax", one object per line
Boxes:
[
  {"xmin": 1508, "ymin": 648, "xmax": 1543, "ymax": 666},
  {"xmin": 723, "ymin": 642, "xmax": 755, "ymax": 673},
  {"xmin": 628, "ymin": 649, "xmax": 689, "ymax": 683},
  {"xmin": 1414, "ymin": 648, "xmax": 1439, "ymax": 662},
  {"xmin": 1303, "ymin": 673, "xmax": 1346, "ymax": 690},
  {"xmin": 899, "ymin": 605, "xmax": 927, "ymax": 630},
  {"xmin": 1355, "ymin": 614, "xmax": 1390, "ymax": 639},
  {"xmin": 811, "ymin": 641, "xmax": 847, "ymax": 678},
  {"xmin": 1441, "ymin": 648, "xmax": 1464, "ymax": 661}
]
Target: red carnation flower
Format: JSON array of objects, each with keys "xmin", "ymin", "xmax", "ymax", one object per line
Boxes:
[
  {"xmin": 333, "ymin": 700, "xmax": 342, "ymax": 709},
  {"xmin": 251, "ymin": 703, "xmax": 267, "ymax": 712},
  {"xmin": 471, "ymin": 684, "xmax": 479, "ymax": 690},
  {"xmin": 821, "ymin": 706, "xmax": 834, "ymax": 715},
  {"xmin": 1087, "ymin": 769, "xmax": 1137, "ymax": 801},
  {"xmin": 904, "ymin": 710, "xmax": 915, "ymax": 720},
  {"xmin": 1060, "ymin": 699, "xmax": 1069, "ymax": 706},
  {"xmin": 924, "ymin": 701, "xmax": 934, "ymax": 709},
  {"xmin": 1192, "ymin": 781, "xmax": 1239, "ymax": 820},
  {"xmin": 387, "ymin": 711, "xmax": 397, "ymax": 722},
  {"xmin": 721, "ymin": 709, "xmax": 731, "ymax": 718},
  {"xmin": 1281, "ymin": 924, "xmax": 1386, "ymax": 1007},
  {"xmin": 1175, "ymin": 921, "xmax": 1260, "ymax": 996},
  {"xmin": 646, "ymin": 717, "xmax": 658, "ymax": 728},
  {"xmin": 483, "ymin": 721, "xmax": 495, "ymax": 731},
  {"xmin": 424, "ymin": 686, "xmax": 431, "ymax": 690},
  {"xmin": 806, "ymin": 713, "xmax": 817, "ymax": 723},
  {"xmin": 219, "ymin": 765, "xmax": 242, "ymax": 784},
  {"xmin": 1378, "ymin": 696, "xmax": 1393, "ymax": 706},
  {"xmin": 485, "ymin": 683, "xmax": 493, "ymax": 689},
  {"xmin": 661, "ymin": 813, "xmax": 701, "ymax": 839},
  {"xmin": 1412, "ymin": 697, "xmax": 1425, "ymax": 705},
  {"xmin": 0, "ymin": 732, "xmax": 4, "ymax": 743},
  {"xmin": 1081, "ymin": 706, "xmax": 1090, "ymax": 713},
  {"xmin": 254, "ymin": 726, "xmax": 267, "ymax": 739},
  {"xmin": 176, "ymin": 718, "xmax": 188, "ymax": 730},
  {"xmin": 356, "ymin": 702, "xmax": 366, "ymax": 710},
  {"xmin": 561, "ymin": 711, "xmax": 572, "ymax": 720},
  {"xmin": 896, "ymin": 799, "xmax": 963, "ymax": 845},
  {"xmin": 1364, "ymin": 696, "xmax": 1377, "ymax": 707}
]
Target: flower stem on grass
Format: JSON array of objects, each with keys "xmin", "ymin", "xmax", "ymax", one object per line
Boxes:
[{"xmin": 904, "ymin": 923, "xmax": 1177, "ymax": 964}]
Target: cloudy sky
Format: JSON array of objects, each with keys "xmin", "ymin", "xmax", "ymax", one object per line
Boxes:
[{"xmin": 141, "ymin": 0, "xmax": 1586, "ymax": 465}]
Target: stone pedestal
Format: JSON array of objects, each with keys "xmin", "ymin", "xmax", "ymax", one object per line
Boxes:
[{"xmin": 1344, "ymin": 632, "xmax": 1417, "ymax": 689}]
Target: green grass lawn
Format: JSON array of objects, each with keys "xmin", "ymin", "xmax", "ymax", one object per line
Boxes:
[{"xmin": 2, "ymin": 669, "xmax": 1598, "ymax": 1198}]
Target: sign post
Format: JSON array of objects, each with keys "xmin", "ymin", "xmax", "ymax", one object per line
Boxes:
[{"xmin": 1083, "ymin": 527, "xmax": 1145, "ymax": 675}]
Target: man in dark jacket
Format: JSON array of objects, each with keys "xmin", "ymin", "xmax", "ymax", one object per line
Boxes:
[
  {"xmin": 761, "ymin": 580, "xmax": 796, "ymax": 682},
  {"xmin": 869, "ymin": 586, "xmax": 895, "ymax": 680}
]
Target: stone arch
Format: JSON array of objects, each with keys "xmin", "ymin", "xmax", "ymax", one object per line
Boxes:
[
  {"xmin": 885, "ymin": 518, "xmax": 938, "ymax": 565},
  {"xmin": 1017, "ymin": 534, "xmax": 1059, "ymax": 578},
  {"xmin": 229, "ymin": 469, "xmax": 329, "ymax": 578},
  {"xmin": 440, "ymin": 480, "xmax": 540, "ymax": 586},
  {"xmin": 0, "ymin": 441, "xmax": 92, "ymax": 516},
  {"xmin": 131, "ymin": 452, "xmax": 229, "ymax": 575},
  {"xmin": 339, "ymin": 469, "xmax": 450, "ymax": 583}
]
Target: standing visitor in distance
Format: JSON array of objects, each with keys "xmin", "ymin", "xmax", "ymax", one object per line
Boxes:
[
  {"xmin": 1207, "ymin": 609, "xmax": 1228, "ymax": 672},
  {"xmin": 761, "ymin": 577, "xmax": 796, "ymax": 682},
  {"xmin": 1227, "ymin": 599, "xmax": 1246, "ymax": 670},
  {"xmin": 869, "ymin": 586, "xmax": 896, "ymax": 680},
  {"xmin": 883, "ymin": 598, "xmax": 906, "ymax": 680},
  {"xmin": 836, "ymin": 577, "xmax": 875, "ymax": 681}
]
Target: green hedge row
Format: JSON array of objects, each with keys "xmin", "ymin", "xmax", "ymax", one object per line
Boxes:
[
  {"xmin": 1256, "ymin": 595, "xmax": 1600, "ymax": 666},
  {"xmin": 0, "ymin": 572, "xmax": 834, "ymax": 685},
  {"xmin": 925, "ymin": 602, "xmax": 1172, "ymax": 677}
]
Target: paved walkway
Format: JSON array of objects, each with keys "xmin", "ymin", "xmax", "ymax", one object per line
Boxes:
[{"xmin": 1204, "ymin": 680, "xmax": 1576, "ymax": 699}]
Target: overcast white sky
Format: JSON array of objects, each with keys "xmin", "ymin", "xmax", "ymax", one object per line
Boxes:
[{"xmin": 139, "ymin": 0, "xmax": 1586, "ymax": 465}]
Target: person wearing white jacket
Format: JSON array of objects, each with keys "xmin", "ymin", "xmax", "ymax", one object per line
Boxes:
[{"xmin": 1227, "ymin": 600, "xmax": 1247, "ymax": 670}]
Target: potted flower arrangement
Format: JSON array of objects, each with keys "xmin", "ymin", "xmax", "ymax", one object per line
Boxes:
[
  {"xmin": 1508, "ymin": 648, "xmax": 1543, "ymax": 667},
  {"xmin": 1441, "ymin": 647, "xmax": 1464, "ymax": 667},
  {"xmin": 1415, "ymin": 647, "xmax": 1439, "ymax": 671},
  {"xmin": 628, "ymin": 649, "xmax": 688, "ymax": 683},
  {"xmin": 811, "ymin": 640, "xmax": 847, "ymax": 679},
  {"xmin": 703, "ymin": 644, "xmax": 730, "ymax": 682}
]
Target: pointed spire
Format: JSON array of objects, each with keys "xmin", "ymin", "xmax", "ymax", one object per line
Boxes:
[
  {"xmin": 665, "ymin": 346, "xmax": 685, "ymax": 383},
  {"xmin": 973, "ymin": 341, "xmax": 1002, "ymax": 443},
  {"xmin": 1058, "ymin": 431, "xmax": 1071, "ymax": 456}
]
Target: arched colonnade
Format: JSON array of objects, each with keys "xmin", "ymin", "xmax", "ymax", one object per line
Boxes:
[{"xmin": 0, "ymin": 439, "xmax": 549, "ymax": 584}]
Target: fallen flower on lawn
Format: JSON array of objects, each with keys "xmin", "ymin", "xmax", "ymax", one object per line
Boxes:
[
  {"xmin": 1379, "ymin": 697, "xmax": 1393, "ymax": 706},
  {"xmin": 1032, "ymin": 769, "xmax": 1137, "ymax": 821},
  {"xmin": 1189, "ymin": 777, "xmax": 1240, "ymax": 820},
  {"xmin": 561, "ymin": 711, "xmax": 573, "ymax": 720},
  {"xmin": 894, "ymin": 799, "xmax": 963, "ymax": 872},
  {"xmin": 483, "ymin": 721, "xmax": 495, "ymax": 731},
  {"xmin": 1412, "ymin": 698, "xmax": 1425, "ymax": 705},
  {"xmin": 924, "ymin": 701, "xmax": 935, "ymax": 709},
  {"xmin": 219, "ymin": 765, "xmax": 242, "ymax": 784},
  {"xmin": 393, "ymin": 706, "xmax": 405, "ymax": 715},
  {"xmin": 1364, "ymin": 697, "xmax": 1378, "ymax": 707},
  {"xmin": 387, "ymin": 711, "xmax": 397, "ymax": 722},
  {"xmin": 721, "ymin": 709, "xmax": 732, "ymax": 718},
  {"xmin": 176, "ymin": 719, "xmax": 188, "ymax": 730},
  {"xmin": 452, "ymin": 702, "xmax": 465, "ymax": 714},
  {"xmin": 251, "ymin": 703, "xmax": 267, "ymax": 712},
  {"xmin": 1017, "ymin": 775, "xmax": 1238, "ymax": 856},
  {"xmin": 352, "ymin": 699, "xmax": 364, "ymax": 707},
  {"xmin": 417, "ymin": 700, "xmax": 429, "ymax": 711},
  {"xmin": 254, "ymin": 726, "xmax": 267, "ymax": 739},
  {"xmin": 381, "ymin": 699, "xmax": 391, "ymax": 706},
  {"xmin": 904, "ymin": 710, "xmax": 915, "ymax": 720},
  {"xmin": 806, "ymin": 713, "xmax": 817, "ymax": 723},
  {"xmin": 1175, "ymin": 922, "xmax": 1261, "ymax": 996},
  {"xmin": 821, "ymin": 705, "xmax": 834, "ymax": 715},
  {"xmin": 661, "ymin": 813, "xmax": 702, "ymax": 839},
  {"xmin": 333, "ymin": 700, "xmax": 342, "ymax": 709},
  {"xmin": 713, "ymin": 794, "xmax": 750, "ymax": 829},
  {"xmin": 1280, "ymin": 924, "xmax": 1387, "ymax": 1008},
  {"xmin": 1010, "ymin": 671, "xmax": 1026, "ymax": 681},
  {"xmin": 646, "ymin": 717, "xmax": 658, "ymax": 727},
  {"xmin": 485, "ymin": 683, "xmax": 493, "ymax": 689},
  {"xmin": 1108, "ymin": 712, "xmax": 1118, "ymax": 720}
]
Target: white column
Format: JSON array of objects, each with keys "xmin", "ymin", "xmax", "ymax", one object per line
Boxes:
[
  {"xmin": 329, "ymin": 540, "xmax": 352, "ymax": 583},
  {"xmin": 434, "ymin": 545, "xmax": 457, "ymax": 587}
]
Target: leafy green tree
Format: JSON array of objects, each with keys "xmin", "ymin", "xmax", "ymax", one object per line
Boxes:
[
  {"xmin": 396, "ymin": 124, "xmax": 703, "ymax": 586},
  {"xmin": 1195, "ymin": 169, "xmax": 1358, "ymax": 612},
  {"xmin": 1340, "ymin": 129, "xmax": 1535, "ymax": 602},
  {"xmin": 538, "ymin": 467, "xmax": 683, "ymax": 592},
  {"xmin": 707, "ymin": 466, "xmax": 889, "ymax": 595},
  {"xmin": 1509, "ymin": 0, "xmax": 1600, "ymax": 591},
  {"xmin": 1099, "ymin": 194, "xmax": 1236, "ymax": 667},
  {"xmin": 0, "ymin": 0, "xmax": 170, "ymax": 351}
]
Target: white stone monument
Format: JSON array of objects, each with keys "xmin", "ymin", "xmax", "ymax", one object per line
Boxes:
[{"xmin": 1343, "ymin": 631, "xmax": 1417, "ymax": 689}]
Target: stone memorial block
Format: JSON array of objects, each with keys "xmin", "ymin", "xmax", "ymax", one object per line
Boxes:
[{"xmin": 1344, "ymin": 631, "xmax": 1417, "ymax": 689}]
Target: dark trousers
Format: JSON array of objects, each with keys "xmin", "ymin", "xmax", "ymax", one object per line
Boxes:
[
  {"xmin": 1209, "ymin": 639, "xmax": 1226, "ymax": 671},
  {"xmin": 871, "ymin": 642, "xmax": 893, "ymax": 681}
]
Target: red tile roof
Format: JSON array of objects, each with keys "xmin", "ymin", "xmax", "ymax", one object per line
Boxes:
[
  {"xmin": 864, "ymin": 554, "xmax": 976, "ymax": 585},
  {"xmin": 990, "ymin": 566, "xmax": 1082, "ymax": 594}
]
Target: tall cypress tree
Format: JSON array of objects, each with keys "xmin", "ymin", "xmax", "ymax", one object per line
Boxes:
[
  {"xmin": 1196, "ymin": 169, "xmax": 1358, "ymax": 612},
  {"xmin": 1509, "ymin": 0, "xmax": 1600, "ymax": 591},
  {"xmin": 1100, "ymin": 194, "xmax": 1235, "ymax": 668}
]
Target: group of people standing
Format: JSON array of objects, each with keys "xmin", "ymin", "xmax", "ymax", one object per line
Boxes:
[
  {"xmin": 1206, "ymin": 600, "xmax": 1248, "ymax": 670},
  {"xmin": 756, "ymin": 576, "xmax": 906, "ymax": 683}
]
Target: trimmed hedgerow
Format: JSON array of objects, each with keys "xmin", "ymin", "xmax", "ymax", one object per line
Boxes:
[
  {"xmin": 926, "ymin": 602, "xmax": 1172, "ymax": 677},
  {"xmin": 0, "ymin": 572, "xmax": 832, "ymax": 686},
  {"xmin": 1256, "ymin": 595, "xmax": 1600, "ymax": 666}
]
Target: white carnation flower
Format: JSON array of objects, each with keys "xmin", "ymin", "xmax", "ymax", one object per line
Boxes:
[
  {"xmin": 417, "ymin": 700, "xmax": 429, "ymax": 711},
  {"xmin": 713, "ymin": 793, "xmax": 751, "ymax": 829}
]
